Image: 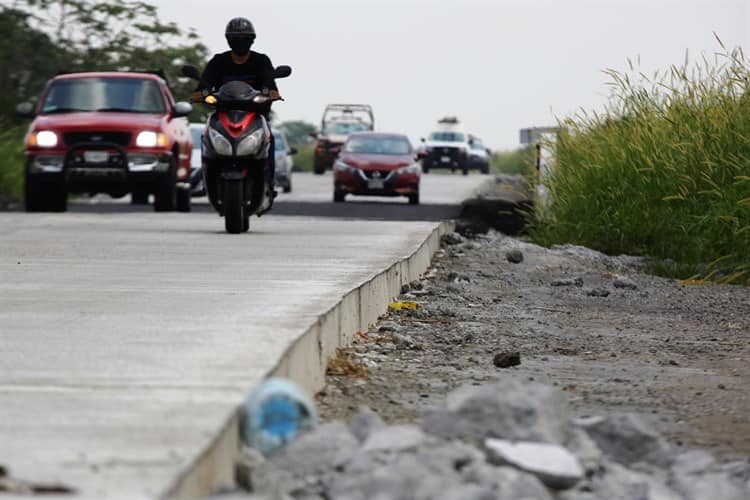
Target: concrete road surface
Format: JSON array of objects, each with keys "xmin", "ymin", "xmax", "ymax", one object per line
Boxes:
[{"xmin": 0, "ymin": 173, "xmax": 488, "ymax": 498}]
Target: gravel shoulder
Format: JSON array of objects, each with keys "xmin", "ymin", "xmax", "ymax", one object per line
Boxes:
[{"xmin": 316, "ymin": 225, "xmax": 750, "ymax": 461}]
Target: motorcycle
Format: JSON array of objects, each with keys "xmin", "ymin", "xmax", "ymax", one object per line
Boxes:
[{"xmin": 181, "ymin": 64, "xmax": 292, "ymax": 233}]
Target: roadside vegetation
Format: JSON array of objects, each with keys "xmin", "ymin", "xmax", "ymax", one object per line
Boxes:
[
  {"xmin": 0, "ymin": 0, "xmax": 208, "ymax": 203},
  {"xmin": 532, "ymin": 43, "xmax": 750, "ymax": 285},
  {"xmin": 490, "ymin": 146, "xmax": 534, "ymax": 175}
]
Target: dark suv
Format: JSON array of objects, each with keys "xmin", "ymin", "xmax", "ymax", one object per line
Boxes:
[{"xmin": 16, "ymin": 72, "xmax": 194, "ymax": 212}]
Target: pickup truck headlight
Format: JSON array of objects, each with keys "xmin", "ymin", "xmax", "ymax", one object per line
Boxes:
[
  {"xmin": 208, "ymin": 128, "xmax": 232, "ymax": 156},
  {"xmin": 136, "ymin": 131, "xmax": 168, "ymax": 148},
  {"xmin": 236, "ymin": 128, "xmax": 266, "ymax": 156},
  {"xmin": 27, "ymin": 130, "xmax": 58, "ymax": 148}
]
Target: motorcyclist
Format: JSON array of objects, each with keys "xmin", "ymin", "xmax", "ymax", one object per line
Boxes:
[{"xmin": 192, "ymin": 17, "xmax": 281, "ymax": 201}]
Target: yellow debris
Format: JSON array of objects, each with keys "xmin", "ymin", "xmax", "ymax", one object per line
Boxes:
[{"xmin": 388, "ymin": 301, "xmax": 419, "ymax": 311}]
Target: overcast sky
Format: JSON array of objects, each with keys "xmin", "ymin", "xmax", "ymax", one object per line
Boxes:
[{"xmin": 156, "ymin": 0, "xmax": 748, "ymax": 149}]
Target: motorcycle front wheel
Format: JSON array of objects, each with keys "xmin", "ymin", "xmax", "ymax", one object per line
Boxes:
[{"xmin": 224, "ymin": 179, "xmax": 245, "ymax": 234}]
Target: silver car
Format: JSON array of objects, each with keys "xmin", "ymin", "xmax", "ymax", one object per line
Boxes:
[
  {"xmin": 273, "ymin": 129, "xmax": 297, "ymax": 193},
  {"xmin": 189, "ymin": 123, "xmax": 205, "ymax": 196}
]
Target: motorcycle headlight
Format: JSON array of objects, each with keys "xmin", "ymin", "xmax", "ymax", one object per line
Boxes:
[
  {"xmin": 236, "ymin": 128, "xmax": 266, "ymax": 157},
  {"xmin": 396, "ymin": 163, "xmax": 421, "ymax": 175},
  {"xmin": 208, "ymin": 128, "xmax": 232, "ymax": 156}
]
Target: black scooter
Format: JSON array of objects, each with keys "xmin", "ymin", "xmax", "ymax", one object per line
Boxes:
[{"xmin": 182, "ymin": 65, "xmax": 291, "ymax": 233}]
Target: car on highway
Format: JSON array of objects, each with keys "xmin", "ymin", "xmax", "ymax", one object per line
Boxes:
[
  {"xmin": 189, "ymin": 123, "xmax": 205, "ymax": 196},
  {"xmin": 333, "ymin": 132, "xmax": 421, "ymax": 204},
  {"xmin": 16, "ymin": 71, "xmax": 194, "ymax": 212},
  {"xmin": 272, "ymin": 129, "xmax": 297, "ymax": 193},
  {"xmin": 313, "ymin": 104, "xmax": 374, "ymax": 174},
  {"xmin": 468, "ymin": 135, "xmax": 491, "ymax": 174},
  {"xmin": 420, "ymin": 117, "xmax": 473, "ymax": 175}
]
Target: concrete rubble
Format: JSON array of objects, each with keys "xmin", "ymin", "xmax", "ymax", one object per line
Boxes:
[{"xmin": 216, "ymin": 379, "xmax": 750, "ymax": 500}]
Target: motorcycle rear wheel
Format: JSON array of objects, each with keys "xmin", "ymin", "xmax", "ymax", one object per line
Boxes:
[{"xmin": 224, "ymin": 179, "xmax": 244, "ymax": 234}]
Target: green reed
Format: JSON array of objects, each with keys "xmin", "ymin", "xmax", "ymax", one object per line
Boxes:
[{"xmin": 532, "ymin": 42, "xmax": 750, "ymax": 284}]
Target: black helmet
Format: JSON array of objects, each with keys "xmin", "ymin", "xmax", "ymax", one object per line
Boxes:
[
  {"xmin": 225, "ymin": 17, "xmax": 256, "ymax": 40},
  {"xmin": 225, "ymin": 17, "xmax": 255, "ymax": 55}
]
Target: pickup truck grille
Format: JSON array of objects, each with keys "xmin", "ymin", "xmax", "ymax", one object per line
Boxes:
[{"xmin": 63, "ymin": 132, "xmax": 132, "ymax": 147}]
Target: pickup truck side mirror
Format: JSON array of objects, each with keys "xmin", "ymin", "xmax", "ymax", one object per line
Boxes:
[
  {"xmin": 416, "ymin": 151, "xmax": 428, "ymax": 160},
  {"xmin": 16, "ymin": 102, "xmax": 35, "ymax": 119},
  {"xmin": 172, "ymin": 102, "xmax": 193, "ymax": 118},
  {"xmin": 289, "ymin": 147, "xmax": 298, "ymax": 155}
]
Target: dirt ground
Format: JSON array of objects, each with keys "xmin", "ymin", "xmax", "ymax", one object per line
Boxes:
[{"xmin": 316, "ymin": 216, "xmax": 750, "ymax": 461}]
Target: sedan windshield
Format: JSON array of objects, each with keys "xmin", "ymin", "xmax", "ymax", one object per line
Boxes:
[
  {"xmin": 344, "ymin": 136, "xmax": 411, "ymax": 155},
  {"xmin": 41, "ymin": 78, "xmax": 166, "ymax": 115},
  {"xmin": 430, "ymin": 131, "xmax": 465, "ymax": 142}
]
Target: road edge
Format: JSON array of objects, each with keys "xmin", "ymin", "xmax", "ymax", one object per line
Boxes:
[{"xmin": 161, "ymin": 220, "xmax": 454, "ymax": 499}]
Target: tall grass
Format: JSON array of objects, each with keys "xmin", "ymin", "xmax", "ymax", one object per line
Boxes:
[
  {"xmin": 0, "ymin": 123, "xmax": 25, "ymax": 204},
  {"xmin": 491, "ymin": 146, "xmax": 534, "ymax": 175},
  {"xmin": 532, "ymin": 43, "xmax": 750, "ymax": 285}
]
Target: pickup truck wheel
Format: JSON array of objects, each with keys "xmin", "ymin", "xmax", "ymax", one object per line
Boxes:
[
  {"xmin": 154, "ymin": 160, "xmax": 177, "ymax": 212},
  {"xmin": 25, "ymin": 172, "xmax": 67, "ymax": 212},
  {"xmin": 408, "ymin": 192, "xmax": 420, "ymax": 205},
  {"xmin": 283, "ymin": 178, "xmax": 292, "ymax": 193},
  {"xmin": 131, "ymin": 188, "xmax": 149, "ymax": 204},
  {"xmin": 313, "ymin": 165, "xmax": 325, "ymax": 175},
  {"xmin": 176, "ymin": 186, "xmax": 192, "ymax": 212},
  {"xmin": 333, "ymin": 189, "xmax": 345, "ymax": 202},
  {"xmin": 481, "ymin": 164, "xmax": 490, "ymax": 175}
]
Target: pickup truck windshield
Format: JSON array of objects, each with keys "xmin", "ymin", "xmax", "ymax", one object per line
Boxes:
[
  {"xmin": 323, "ymin": 122, "xmax": 370, "ymax": 136},
  {"xmin": 344, "ymin": 136, "xmax": 411, "ymax": 155},
  {"xmin": 41, "ymin": 78, "xmax": 166, "ymax": 115},
  {"xmin": 429, "ymin": 132, "xmax": 465, "ymax": 142}
]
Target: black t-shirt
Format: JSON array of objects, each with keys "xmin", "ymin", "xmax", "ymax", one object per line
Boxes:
[{"xmin": 199, "ymin": 50, "xmax": 278, "ymax": 94}]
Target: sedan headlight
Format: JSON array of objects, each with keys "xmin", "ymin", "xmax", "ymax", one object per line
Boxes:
[
  {"xmin": 236, "ymin": 128, "xmax": 266, "ymax": 157},
  {"xmin": 136, "ymin": 131, "xmax": 168, "ymax": 148},
  {"xmin": 396, "ymin": 163, "xmax": 421, "ymax": 175},
  {"xmin": 333, "ymin": 160, "xmax": 360, "ymax": 175},
  {"xmin": 27, "ymin": 130, "xmax": 58, "ymax": 148},
  {"xmin": 208, "ymin": 128, "xmax": 232, "ymax": 156}
]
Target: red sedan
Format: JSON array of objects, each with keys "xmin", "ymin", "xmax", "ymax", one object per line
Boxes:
[{"xmin": 333, "ymin": 132, "xmax": 421, "ymax": 204}]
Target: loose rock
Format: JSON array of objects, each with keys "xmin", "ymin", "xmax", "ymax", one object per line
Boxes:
[
  {"xmin": 422, "ymin": 380, "xmax": 571, "ymax": 444},
  {"xmin": 484, "ymin": 438, "xmax": 584, "ymax": 490},
  {"xmin": 613, "ymin": 276, "xmax": 638, "ymax": 290},
  {"xmin": 586, "ymin": 287, "xmax": 610, "ymax": 297},
  {"xmin": 493, "ymin": 351, "xmax": 521, "ymax": 368},
  {"xmin": 442, "ymin": 232, "xmax": 466, "ymax": 245},
  {"xmin": 579, "ymin": 414, "xmax": 673, "ymax": 467},
  {"xmin": 551, "ymin": 277, "xmax": 584, "ymax": 287},
  {"xmin": 348, "ymin": 406, "xmax": 385, "ymax": 443},
  {"xmin": 505, "ymin": 249, "xmax": 524, "ymax": 264}
]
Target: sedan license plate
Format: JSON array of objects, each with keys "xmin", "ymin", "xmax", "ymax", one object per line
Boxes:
[
  {"xmin": 84, "ymin": 151, "xmax": 109, "ymax": 163},
  {"xmin": 368, "ymin": 179, "xmax": 385, "ymax": 190},
  {"xmin": 441, "ymin": 156, "xmax": 451, "ymax": 163}
]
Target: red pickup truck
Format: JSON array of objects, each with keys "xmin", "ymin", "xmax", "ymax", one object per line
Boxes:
[{"xmin": 16, "ymin": 71, "xmax": 194, "ymax": 212}]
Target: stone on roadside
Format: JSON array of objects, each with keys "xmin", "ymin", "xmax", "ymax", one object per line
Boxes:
[
  {"xmin": 235, "ymin": 446, "xmax": 267, "ymax": 491},
  {"xmin": 551, "ymin": 277, "xmax": 584, "ymax": 287},
  {"xmin": 586, "ymin": 287, "xmax": 610, "ymax": 297},
  {"xmin": 349, "ymin": 407, "xmax": 385, "ymax": 443},
  {"xmin": 392, "ymin": 332, "xmax": 420, "ymax": 350},
  {"xmin": 422, "ymin": 379, "xmax": 571, "ymax": 444},
  {"xmin": 579, "ymin": 414, "xmax": 672, "ymax": 467},
  {"xmin": 363, "ymin": 424, "xmax": 426, "ymax": 453},
  {"xmin": 484, "ymin": 438, "xmax": 584, "ymax": 490},
  {"xmin": 493, "ymin": 351, "xmax": 521, "ymax": 368},
  {"xmin": 505, "ymin": 249, "xmax": 524, "ymax": 264},
  {"xmin": 442, "ymin": 232, "xmax": 465, "ymax": 245},
  {"xmin": 461, "ymin": 462, "xmax": 554, "ymax": 500},
  {"xmin": 613, "ymin": 276, "xmax": 638, "ymax": 290}
]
